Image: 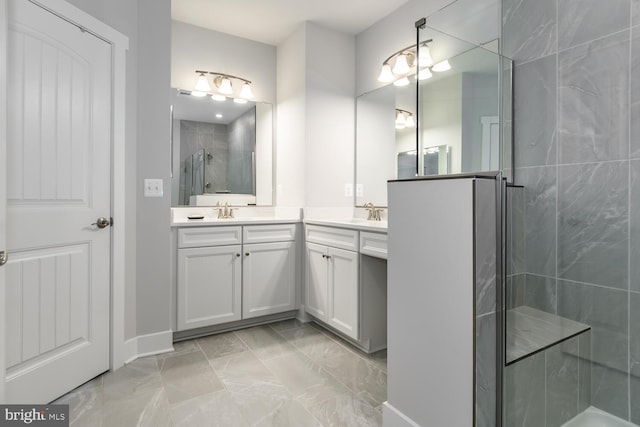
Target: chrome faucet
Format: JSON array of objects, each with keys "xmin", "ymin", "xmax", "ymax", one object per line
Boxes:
[
  {"xmin": 215, "ymin": 201, "xmax": 235, "ymax": 219},
  {"xmin": 363, "ymin": 202, "xmax": 382, "ymax": 221}
]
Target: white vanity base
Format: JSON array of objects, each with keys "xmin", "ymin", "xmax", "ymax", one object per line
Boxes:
[{"xmin": 173, "ymin": 311, "xmax": 300, "ymax": 342}]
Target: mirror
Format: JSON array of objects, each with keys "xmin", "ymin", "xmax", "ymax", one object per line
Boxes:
[
  {"xmin": 355, "ymin": 26, "xmax": 512, "ymax": 207},
  {"xmin": 170, "ymin": 88, "xmax": 273, "ymax": 206}
]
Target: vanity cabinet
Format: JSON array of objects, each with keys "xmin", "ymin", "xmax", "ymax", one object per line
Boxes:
[
  {"xmin": 306, "ymin": 242, "xmax": 359, "ymax": 339},
  {"xmin": 305, "ymin": 225, "xmax": 361, "ymax": 340},
  {"xmin": 176, "ymin": 224, "xmax": 297, "ymax": 331},
  {"xmin": 177, "ymin": 227, "xmax": 243, "ymax": 330},
  {"xmin": 242, "ymin": 241, "xmax": 296, "ymax": 319}
]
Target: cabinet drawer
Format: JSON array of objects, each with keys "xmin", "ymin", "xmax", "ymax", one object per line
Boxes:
[
  {"xmin": 305, "ymin": 224, "xmax": 358, "ymax": 251},
  {"xmin": 243, "ymin": 223, "xmax": 297, "ymax": 244},
  {"xmin": 178, "ymin": 226, "xmax": 242, "ymax": 248},
  {"xmin": 360, "ymin": 231, "xmax": 388, "ymax": 259}
]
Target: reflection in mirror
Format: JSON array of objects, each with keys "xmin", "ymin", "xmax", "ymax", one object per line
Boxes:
[
  {"xmin": 355, "ymin": 26, "xmax": 512, "ymax": 207},
  {"xmin": 398, "ymin": 145, "xmax": 450, "ymax": 179},
  {"xmin": 355, "ymin": 81, "xmax": 416, "ymax": 207},
  {"xmin": 170, "ymin": 88, "xmax": 273, "ymax": 206}
]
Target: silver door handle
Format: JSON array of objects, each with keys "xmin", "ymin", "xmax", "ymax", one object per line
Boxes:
[
  {"xmin": 0, "ymin": 251, "xmax": 7, "ymax": 266},
  {"xmin": 92, "ymin": 217, "xmax": 112, "ymax": 229}
]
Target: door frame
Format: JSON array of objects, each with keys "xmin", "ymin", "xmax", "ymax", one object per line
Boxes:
[{"xmin": 0, "ymin": 0, "xmax": 131, "ymax": 392}]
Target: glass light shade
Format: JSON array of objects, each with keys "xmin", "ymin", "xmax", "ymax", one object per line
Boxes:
[
  {"xmin": 395, "ymin": 123, "xmax": 406, "ymax": 130},
  {"xmin": 216, "ymin": 76, "xmax": 233, "ymax": 94},
  {"xmin": 191, "ymin": 91, "xmax": 207, "ymax": 97},
  {"xmin": 392, "ymin": 54, "xmax": 411, "ymax": 75},
  {"xmin": 395, "ymin": 111, "xmax": 406, "ymax": 126},
  {"xmin": 233, "ymin": 98, "xmax": 248, "ymax": 104},
  {"xmin": 405, "ymin": 115, "xmax": 416, "ymax": 127},
  {"xmin": 194, "ymin": 73, "xmax": 211, "ymax": 92},
  {"xmin": 211, "ymin": 94, "xmax": 226, "ymax": 101},
  {"xmin": 418, "ymin": 45, "xmax": 434, "ymax": 68},
  {"xmin": 417, "ymin": 68, "xmax": 433, "ymax": 80},
  {"xmin": 239, "ymin": 82, "xmax": 254, "ymax": 99},
  {"xmin": 393, "ymin": 77, "xmax": 410, "ymax": 87},
  {"xmin": 377, "ymin": 64, "xmax": 394, "ymax": 83},
  {"xmin": 432, "ymin": 60, "xmax": 451, "ymax": 72}
]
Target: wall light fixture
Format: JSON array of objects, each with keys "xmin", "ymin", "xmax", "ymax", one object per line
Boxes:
[
  {"xmin": 378, "ymin": 39, "xmax": 451, "ymax": 84},
  {"xmin": 395, "ymin": 109, "xmax": 416, "ymax": 129},
  {"xmin": 193, "ymin": 70, "xmax": 254, "ymax": 101}
]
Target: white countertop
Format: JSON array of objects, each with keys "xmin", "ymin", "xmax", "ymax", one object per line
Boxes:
[
  {"xmin": 172, "ymin": 217, "xmax": 301, "ymax": 227},
  {"xmin": 171, "ymin": 206, "xmax": 302, "ymax": 227},
  {"xmin": 304, "ymin": 218, "xmax": 388, "ymax": 233}
]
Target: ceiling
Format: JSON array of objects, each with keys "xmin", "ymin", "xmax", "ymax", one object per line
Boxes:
[{"xmin": 171, "ymin": 0, "xmax": 410, "ymax": 46}]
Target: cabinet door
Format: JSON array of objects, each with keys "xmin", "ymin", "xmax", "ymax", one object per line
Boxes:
[
  {"xmin": 328, "ymin": 247, "xmax": 359, "ymax": 340},
  {"xmin": 177, "ymin": 245, "xmax": 242, "ymax": 330},
  {"xmin": 243, "ymin": 241, "xmax": 296, "ymax": 319},
  {"xmin": 305, "ymin": 242, "xmax": 328, "ymax": 320}
]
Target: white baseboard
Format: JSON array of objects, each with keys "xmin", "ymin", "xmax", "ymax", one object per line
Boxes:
[
  {"xmin": 382, "ymin": 402, "xmax": 420, "ymax": 427},
  {"xmin": 121, "ymin": 330, "xmax": 174, "ymax": 365}
]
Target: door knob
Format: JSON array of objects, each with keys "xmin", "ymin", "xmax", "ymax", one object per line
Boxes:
[
  {"xmin": 0, "ymin": 251, "xmax": 7, "ymax": 266},
  {"xmin": 92, "ymin": 217, "xmax": 112, "ymax": 229}
]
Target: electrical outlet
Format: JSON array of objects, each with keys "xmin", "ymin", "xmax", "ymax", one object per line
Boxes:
[
  {"xmin": 344, "ymin": 183, "xmax": 353, "ymax": 197},
  {"xmin": 144, "ymin": 179, "xmax": 163, "ymax": 197},
  {"xmin": 356, "ymin": 184, "xmax": 363, "ymax": 198}
]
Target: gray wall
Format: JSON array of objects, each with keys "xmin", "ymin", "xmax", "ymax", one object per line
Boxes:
[
  {"xmin": 504, "ymin": 0, "xmax": 640, "ymax": 423},
  {"xmin": 65, "ymin": 0, "xmax": 172, "ymax": 338}
]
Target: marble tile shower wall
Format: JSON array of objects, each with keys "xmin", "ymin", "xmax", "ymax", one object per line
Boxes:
[
  {"xmin": 503, "ymin": 0, "xmax": 640, "ymax": 423},
  {"xmin": 179, "ymin": 120, "xmax": 229, "ymax": 195},
  {"xmin": 228, "ymin": 107, "xmax": 256, "ymax": 194}
]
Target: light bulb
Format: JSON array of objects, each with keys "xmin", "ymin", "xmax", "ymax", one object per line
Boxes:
[
  {"xmin": 194, "ymin": 73, "xmax": 211, "ymax": 92},
  {"xmin": 417, "ymin": 68, "xmax": 432, "ymax": 80},
  {"xmin": 233, "ymin": 98, "xmax": 248, "ymax": 104},
  {"xmin": 392, "ymin": 54, "xmax": 411, "ymax": 75},
  {"xmin": 432, "ymin": 60, "xmax": 451, "ymax": 72},
  {"xmin": 216, "ymin": 76, "xmax": 233, "ymax": 95},
  {"xmin": 405, "ymin": 115, "xmax": 416, "ymax": 127},
  {"xmin": 393, "ymin": 77, "xmax": 410, "ymax": 87},
  {"xmin": 211, "ymin": 94, "xmax": 226, "ymax": 101},
  {"xmin": 191, "ymin": 91, "xmax": 207, "ymax": 97},
  {"xmin": 418, "ymin": 45, "xmax": 434, "ymax": 68},
  {"xmin": 239, "ymin": 82, "xmax": 254, "ymax": 99},
  {"xmin": 377, "ymin": 64, "xmax": 394, "ymax": 83}
]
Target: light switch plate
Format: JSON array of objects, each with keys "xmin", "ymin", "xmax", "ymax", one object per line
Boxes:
[{"xmin": 144, "ymin": 179, "xmax": 163, "ymax": 197}]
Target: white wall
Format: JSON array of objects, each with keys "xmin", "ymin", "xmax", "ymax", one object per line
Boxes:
[
  {"xmin": 276, "ymin": 25, "xmax": 306, "ymax": 207},
  {"xmin": 135, "ymin": 0, "xmax": 172, "ymax": 336},
  {"xmin": 172, "ymin": 21, "xmax": 276, "ymax": 104},
  {"xmin": 304, "ymin": 23, "xmax": 355, "ymax": 208}
]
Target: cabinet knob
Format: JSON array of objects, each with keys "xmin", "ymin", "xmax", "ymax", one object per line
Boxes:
[
  {"xmin": 236, "ymin": 253, "xmax": 241, "ymax": 257},
  {"xmin": 245, "ymin": 252, "xmax": 250, "ymax": 256}
]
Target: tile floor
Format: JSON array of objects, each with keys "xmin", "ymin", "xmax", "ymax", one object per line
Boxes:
[{"xmin": 54, "ymin": 319, "xmax": 387, "ymax": 426}]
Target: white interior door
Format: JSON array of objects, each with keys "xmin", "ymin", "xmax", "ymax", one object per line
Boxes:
[{"xmin": 4, "ymin": 0, "xmax": 111, "ymax": 403}]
